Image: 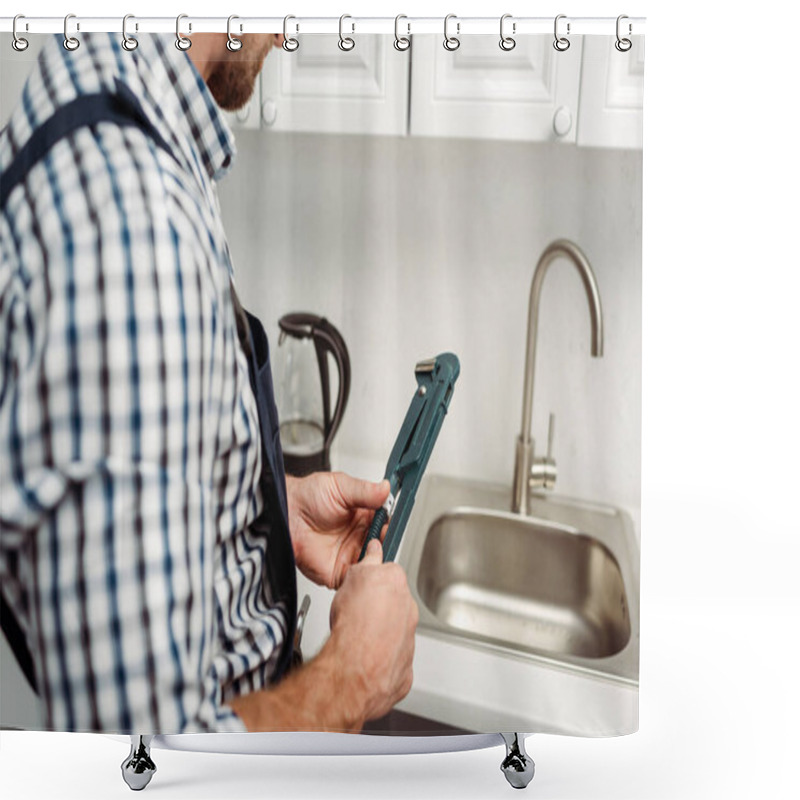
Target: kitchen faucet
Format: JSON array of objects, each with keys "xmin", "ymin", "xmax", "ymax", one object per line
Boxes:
[{"xmin": 512, "ymin": 239, "xmax": 604, "ymax": 515}]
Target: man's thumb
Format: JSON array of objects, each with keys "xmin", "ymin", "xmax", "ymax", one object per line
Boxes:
[
  {"xmin": 362, "ymin": 537, "xmax": 383, "ymax": 564},
  {"xmin": 336, "ymin": 473, "xmax": 390, "ymax": 509}
]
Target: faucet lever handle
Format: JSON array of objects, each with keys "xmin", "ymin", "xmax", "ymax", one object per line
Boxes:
[{"xmin": 530, "ymin": 414, "xmax": 557, "ymax": 491}]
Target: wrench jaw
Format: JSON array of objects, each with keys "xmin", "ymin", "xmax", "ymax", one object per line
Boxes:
[{"xmin": 291, "ymin": 594, "xmax": 312, "ymax": 669}]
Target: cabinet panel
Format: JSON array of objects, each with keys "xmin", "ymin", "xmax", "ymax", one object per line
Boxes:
[
  {"xmin": 577, "ymin": 36, "xmax": 644, "ymax": 149},
  {"xmin": 259, "ymin": 35, "xmax": 409, "ymax": 136},
  {"xmin": 409, "ymin": 34, "xmax": 583, "ymax": 143}
]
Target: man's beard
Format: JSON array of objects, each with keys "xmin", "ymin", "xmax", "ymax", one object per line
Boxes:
[{"xmin": 206, "ymin": 36, "xmax": 271, "ymax": 111}]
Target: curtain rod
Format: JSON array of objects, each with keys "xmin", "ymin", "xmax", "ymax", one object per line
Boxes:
[{"xmin": 1, "ymin": 16, "xmax": 646, "ymax": 37}]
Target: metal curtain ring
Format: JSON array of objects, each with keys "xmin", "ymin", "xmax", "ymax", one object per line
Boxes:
[
  {"xmin": 227, "ymin": 15, "xmax": 242, "ymax": 51},
  {"xmin": 443, "ymin": 14, "xmax": 460, "ymax": 51},
  {"xmin": 283, "ymin": 15, "xmax": 299, "ymax": 52},
  {"xmin": 63, "ymin": 13, "xmax": 80, "ymax": 51},
  {"xmin": 12, "ymin": 15, "xmax": 29, "ymax": 52},
  {"xmin": 553, "ymin": 14, "xmax": 570, "ymax": 51},
  {"xmin": 394, "ymin": 14, "xmax": 410, "ymax": 51},
  {"xmin": 615, "ymin": 14, "xmax": 632, "ymax": 52},
  {"xmin": 338, "ymin": 14, "xmax": 355, "ymax": 51},
  {"xmin": 499, "ymin": 13, "xmax": 516, "ymax": 51},
  {"xmin": 121, "ymin": 14, "xmax": 138, "ymax": 51},
  {"xmin": 175, "ymin": 14, "xmax": 192, "ymax": 51}
]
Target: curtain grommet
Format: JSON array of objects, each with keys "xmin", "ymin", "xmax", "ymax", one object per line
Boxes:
[
  {"xmin": 121, "ymin": 14, "xmax": 138, "ymax": 52},
  {"xmin": 338, "ymin": 14, "xmax": 355, "ymax": 51},
  {"xmin": 283, "ymin": 15, "xmax": 299, "ymax": 52},
  {"xmin": 443, "ymin": 14, "xmax": 460, "ymax": 51},
  {"xmin": 499, "ymin": 14, "xmax": 516, "ymax": 51},
  {"xmin": 226, "ymin": 15, "xmax": 243, "ymax": 52},
  {"xmin": 553, "ymin": 14, "xmax": 570, "ymax": 52},
  {"xmin": 175, "ymin": 14, "xmax": 192, "ymax": 51},
  {"xmin": 394, "ymin": 14, "xmax": 410, "ymax": 52},
  {"xmin": 615, "ymin": 15, "xmax": 633, "ymax": 52},
  {"xmin": 63, "ymin": 13, "xmax": 80, "ymax": 51},
  {"xmin": 12, "ymin": 14, "xmax": 29, "ymax": 52}
]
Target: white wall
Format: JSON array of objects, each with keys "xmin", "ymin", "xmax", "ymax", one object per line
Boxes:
[
  {"xmin": 0, "ymin": 34, "xmax": 44, "ymax": 127},
  {"xmin": 218, "ymin": 131, "xmax": 642, "ymax": 529}
]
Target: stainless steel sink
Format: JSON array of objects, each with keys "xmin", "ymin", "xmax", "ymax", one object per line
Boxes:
[
  {"xmin": 418, "ymin": 510, "xmax": 631, "ymax": 658},
  {"xmin": 398, "ymin": 475, "xmax": 639, "ymax": 685}
]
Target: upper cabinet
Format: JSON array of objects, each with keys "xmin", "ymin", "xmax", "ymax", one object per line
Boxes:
[
  {"xmin": 409, "ymin": 34, "xmax": 583, "ymax": 144},
  {"xmin": 251, "ymin": 33, "xmax": 643, "ymax": 150},
  {"xmin": 259, "ymin": 35, "xmax": 410, "ymax": 136},
  {"xmin": 577, "ymin": 36, "xmax": 645, "ymax": 149}
]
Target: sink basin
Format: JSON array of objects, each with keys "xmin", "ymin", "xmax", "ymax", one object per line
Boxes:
[
  {"xmin": 399, "ymin": 475, "xmax": 639, "ymax": 684},
  {"xmin": 418, "ymin": 510, "xmax": 630, "ymax": 659}
]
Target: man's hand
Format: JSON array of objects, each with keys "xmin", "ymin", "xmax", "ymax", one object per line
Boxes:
[
  {"xmin": 286, "ymin": 472, "xmax": 390, "ymax": 588},
  {"xmin": 327, "ymin": 538, "xmax": 419, "ymax": 723},
  {"xmin": 229, "ymin": 538, "xmax": 418, "ymax": 732}
]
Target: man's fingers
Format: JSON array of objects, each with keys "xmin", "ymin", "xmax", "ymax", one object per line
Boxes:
[
  {"xmin": 361, "ymin": 537, "xmax": 383, "ymax": 564},
  {"xmin": 335, "ymin": 473, "xmax": 390, "ymax": 510}
]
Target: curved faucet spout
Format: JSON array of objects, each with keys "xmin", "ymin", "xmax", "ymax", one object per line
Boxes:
[{"xmin": 512, "ymin": 239, "xmax": 604, "ymax": 515}]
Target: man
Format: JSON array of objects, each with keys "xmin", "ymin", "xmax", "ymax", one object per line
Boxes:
[{"xmin": 0, "ymin": 30, "xmax": 418, "ymax": 734}]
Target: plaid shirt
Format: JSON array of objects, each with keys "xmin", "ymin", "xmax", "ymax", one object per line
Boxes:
[{"xmin": 0, "ymin": 33, "xmax": 289, "ymax": 733}]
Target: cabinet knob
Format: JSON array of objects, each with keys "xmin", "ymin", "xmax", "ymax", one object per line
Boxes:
[
  {"xmin": 234, "ymin": 100, "xmax": 251, "ymax": 125},
  {"xmin": 261, "ymin": 99, "xmax": 278, "ymax": 127},
  {"xmin": 552, "ymin": 106, "xmax": 572, "ymax": 137}
]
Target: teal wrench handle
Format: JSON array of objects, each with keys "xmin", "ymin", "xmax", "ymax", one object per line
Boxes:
[{"xmin": 359, "ymin": 353, "xmax": 460, "ymax": 563}]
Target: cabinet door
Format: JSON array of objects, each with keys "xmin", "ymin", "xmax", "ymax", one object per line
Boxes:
[
  {"xmin": 259, "ymin": 35, "xmax": 409, "ymax": 136},
  {"xmin": 409, "ymin": 34, "xmax": 583, "ymax": 143},
  {"xmin": 577, "ymin": 36, "xmax": 644, "ymax": 149}
]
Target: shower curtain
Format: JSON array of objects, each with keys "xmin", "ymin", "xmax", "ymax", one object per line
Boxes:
[{"xmin": 0, "ymin": 12, "xmax": 643, "ymax": 787}]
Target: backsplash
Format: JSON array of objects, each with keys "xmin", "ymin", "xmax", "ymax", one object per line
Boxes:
[{"xmin": 219, "ymin": 131, "xmax": 642, "ymax": 530}]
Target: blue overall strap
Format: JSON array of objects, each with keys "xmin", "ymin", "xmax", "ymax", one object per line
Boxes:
[
  {"xmin": 241, "ymin": 309, "xmax": 297, "ymax": 681},
  {"xmin": 0, "ymin": 79, "xmax": 175, "ymax": 209}
]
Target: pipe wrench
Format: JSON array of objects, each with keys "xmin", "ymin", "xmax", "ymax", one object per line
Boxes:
[{"xmin": 359, "ymin": 352, "xmax": 460, "ymax": 563}]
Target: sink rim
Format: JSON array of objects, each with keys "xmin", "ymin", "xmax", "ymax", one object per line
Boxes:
[{"xmin": 398, "ymin": 474, "xmax": 640, "ymax": 686}]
